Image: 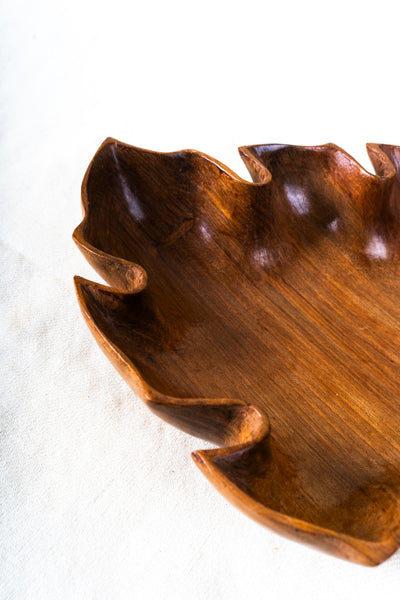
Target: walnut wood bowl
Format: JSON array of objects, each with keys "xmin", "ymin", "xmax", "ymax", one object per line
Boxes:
[{"xmin": 73, "ymin": 138, "xmax": 400, "ymax": 566}]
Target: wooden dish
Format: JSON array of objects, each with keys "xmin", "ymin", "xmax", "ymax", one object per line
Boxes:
[{"xmin": 73, "ymin": 138, "xmax": 400, "ymax": 566}]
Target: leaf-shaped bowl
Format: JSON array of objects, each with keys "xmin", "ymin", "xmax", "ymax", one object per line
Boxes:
[{"xmin": 73, "ymin": 138, "xmax": 400, "ymax": 566}]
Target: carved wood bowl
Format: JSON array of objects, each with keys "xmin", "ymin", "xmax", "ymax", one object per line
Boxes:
[{"xmin": 73, "ymin": 138, "xmax": 400, "ymax": 566}]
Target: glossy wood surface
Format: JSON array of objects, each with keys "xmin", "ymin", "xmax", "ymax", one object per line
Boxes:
[{"xmin": 73, "ymin": 138, "xmax": 400, "ymax": 565}]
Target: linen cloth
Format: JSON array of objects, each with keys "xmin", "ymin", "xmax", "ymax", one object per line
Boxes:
[{"xmin": 2, "ymin": 1, "xmax": 400, "ymax": 598}]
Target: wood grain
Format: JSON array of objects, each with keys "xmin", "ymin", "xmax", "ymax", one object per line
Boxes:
[{"xmin": 73, "ymin": 138, "xmax": 400, "ymax": 565}]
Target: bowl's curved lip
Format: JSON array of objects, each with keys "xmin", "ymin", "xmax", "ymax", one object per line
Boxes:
[
  {"xmin": 73, "ymin": 138, "xmax": 400, "ymax": 566},
  {"xmin": 240, "ymin": 141, "xmax": 397, "ymax": 181},
  {"xmin": 73, "ymin": 137, "xmax": 396, "ymax": 269}
]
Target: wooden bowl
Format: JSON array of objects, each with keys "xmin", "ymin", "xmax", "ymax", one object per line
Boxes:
[{"xmin": 73, "ymin": 138, "xmax": 400, "ymax": 566}]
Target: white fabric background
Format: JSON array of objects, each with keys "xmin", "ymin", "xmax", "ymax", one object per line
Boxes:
[{"xmin": 2, "ymin": 0, "xmax": 400, "ymax": 597}]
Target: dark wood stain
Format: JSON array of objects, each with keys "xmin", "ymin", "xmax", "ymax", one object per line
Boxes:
[{"xmin": 73, "ymin": 138, "xmax": 400, "ymax": 565}]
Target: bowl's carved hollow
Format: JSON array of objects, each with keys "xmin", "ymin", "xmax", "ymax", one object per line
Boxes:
[{"xmin": 74, "ymin": 139, "xmax": 400, "ymax": 566}]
